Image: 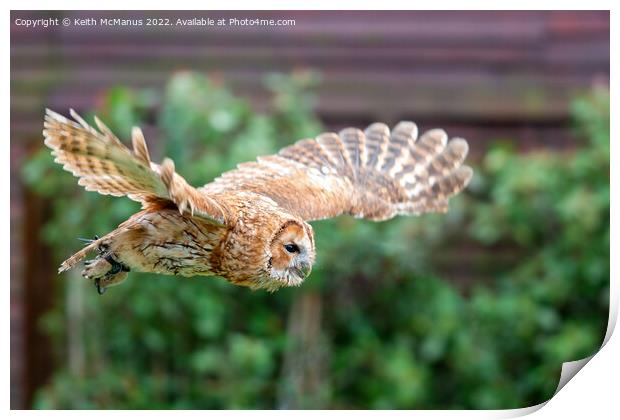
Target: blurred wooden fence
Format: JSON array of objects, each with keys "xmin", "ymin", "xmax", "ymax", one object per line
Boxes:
[{"xmin": 10, "ymin": 10, "xmax": 609, "ymax": 408}]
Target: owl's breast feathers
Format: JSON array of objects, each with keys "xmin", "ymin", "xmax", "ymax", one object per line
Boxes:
[
  {"xmin": 101, "ymin": 193, "xmax": 289, "ymax": 284},
  {"xmin": 107, "ymin": 208, "xmax": 226, "ymax": 277}
]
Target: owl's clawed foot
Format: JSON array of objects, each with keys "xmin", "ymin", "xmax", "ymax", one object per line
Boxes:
[{"xmin": 82, "ymin": 252, "xmax": 130, "ymax": 295}]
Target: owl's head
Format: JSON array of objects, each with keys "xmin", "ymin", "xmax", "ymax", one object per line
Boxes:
[{"xmin": 265, "ymin": 219, "xmax": 315, "ymax": 290}]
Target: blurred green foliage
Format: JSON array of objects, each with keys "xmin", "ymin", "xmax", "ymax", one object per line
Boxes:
[{"xmin": 23, "ymin": 73, "xmax": 609, "ymax": 409}]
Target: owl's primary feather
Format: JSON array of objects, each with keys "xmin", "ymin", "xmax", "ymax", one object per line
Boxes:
[
  {"xmin": 43, "ymin": 109, "xmax": 229, "ymax": 224},
  {"xmin": 43, "ymin": 109, "xmax": 472, "ymax": 293}
]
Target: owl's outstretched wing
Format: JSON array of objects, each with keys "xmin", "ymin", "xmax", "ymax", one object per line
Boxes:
[
  {"xmin": 43, "ymin": 109, "xmax": 229, "ymax": 225},
  {"xmin": 202, "ymin": 121, "xmax": 473, "ymax": 222}
]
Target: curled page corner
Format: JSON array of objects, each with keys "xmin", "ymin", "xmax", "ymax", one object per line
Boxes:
[
  {"xmin": 550, "ymin": 299, "xmax": 617, "ymax": 397},
  {"xmin": 553, "ymin": 355, "xmax": 595, "ymax": 396},
  {"xmin": 503, "ymin": 293, "xmax": 617, "ymax": 418}
]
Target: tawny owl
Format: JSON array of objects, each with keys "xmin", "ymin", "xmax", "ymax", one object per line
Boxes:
[{"xmin": 43, "ymin": 109, "xmax": 473, "ymax": 294}]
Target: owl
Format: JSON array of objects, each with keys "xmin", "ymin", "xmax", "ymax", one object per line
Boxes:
[{"xmin": 43, "ymin": 109, "xmax": 472, "ymax": 294}]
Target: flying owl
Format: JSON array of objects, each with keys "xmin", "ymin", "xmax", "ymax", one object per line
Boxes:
[{"xmin": 43, "ymin": 109, "xmax": 473, "ymax": 294}]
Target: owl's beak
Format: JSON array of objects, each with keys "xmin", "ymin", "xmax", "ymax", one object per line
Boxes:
[
  {"xmin": 296, "ymin": 260, "xmax": 312, "ymax": 279},
  {"xmin": 287, "ymin": 259, "xmax": 312, "ymax": 285}
]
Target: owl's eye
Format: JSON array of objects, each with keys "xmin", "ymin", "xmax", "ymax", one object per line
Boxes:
[{"xmin": 284, "ymin": 243, "xmax": 300, "ymax": 254}]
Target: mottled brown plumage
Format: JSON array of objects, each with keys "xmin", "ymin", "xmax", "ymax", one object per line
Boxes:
[{"xmin": 43, "ymin": 109, "xmax": 472, "ymax": 293}]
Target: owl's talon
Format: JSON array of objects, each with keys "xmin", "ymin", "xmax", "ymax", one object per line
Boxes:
[
  {"xmin": 94, "ymin": 279, "xmax": 107, "ymax": 295},
  {"xmin": 82, "ymin": 253, "xmax": 130, "ymax": 295},
  {"xmin": 78, "ymin": 235, "xmax": 100, "ymax": 244}
]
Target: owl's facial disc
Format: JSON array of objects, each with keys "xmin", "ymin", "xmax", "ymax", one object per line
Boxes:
[{"xmin": 268, "ymin": 220, "xmax": 315, "ymax": 289}]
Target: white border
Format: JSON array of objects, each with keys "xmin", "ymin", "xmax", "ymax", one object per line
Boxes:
[{"xmin": 6, "ymin": 2, "xmax": 616, "ymax": 418}]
